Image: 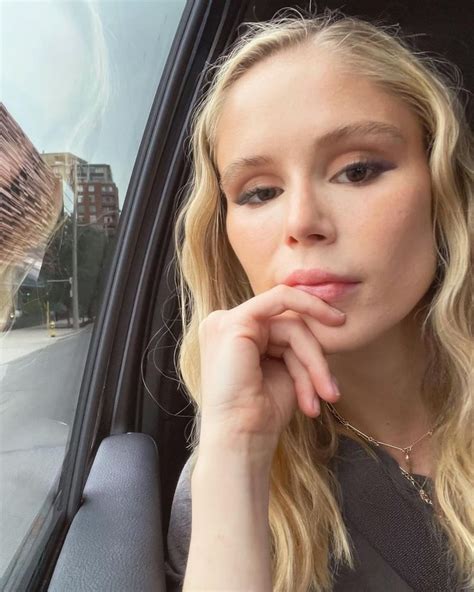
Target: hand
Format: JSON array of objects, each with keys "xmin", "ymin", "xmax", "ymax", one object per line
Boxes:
[{"xmin": 198, "ymin": 284, "xmax": 345, "ymax": 454}]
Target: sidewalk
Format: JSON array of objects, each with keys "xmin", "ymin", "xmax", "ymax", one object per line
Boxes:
[{"xmin": 0, "ymin": 324, "xmax": 84, "ymax": 365}]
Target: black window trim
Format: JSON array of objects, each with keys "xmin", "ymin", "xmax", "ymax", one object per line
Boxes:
[{"xmin": 1, "ymin": 1, "xmax": 252, "ymax": 590}]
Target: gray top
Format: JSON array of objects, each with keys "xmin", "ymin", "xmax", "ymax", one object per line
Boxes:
[
  {"xmin": 164, "ymin": 435, "xmax": 463, "ymax": 591},
  {"xmin": 165, "ymin": 454, "xmax": 194, "ymax": 589}
]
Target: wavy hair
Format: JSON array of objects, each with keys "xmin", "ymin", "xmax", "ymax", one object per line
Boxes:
[{"xmin": 173, "ymin": 8, "xmax": 473, "ymax": 591}]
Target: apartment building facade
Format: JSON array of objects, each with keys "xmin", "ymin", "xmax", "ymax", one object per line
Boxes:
[
  {"xmin": 42, "ymin": 154, "xmax": 120, "ymax": 237},
  {"xmin": 77, "ymin": 164, "xmax": 120, "ymax": 236}
]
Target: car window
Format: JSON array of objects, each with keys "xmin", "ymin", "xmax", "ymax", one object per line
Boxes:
[{"xmin": 0, "ymin": 0, "xmax": 186, "ymax": 581}]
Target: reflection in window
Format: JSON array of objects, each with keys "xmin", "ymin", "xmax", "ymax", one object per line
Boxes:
[{"xmin": 1, "ymin": 0, "xmax": 187, "ymax": 582}]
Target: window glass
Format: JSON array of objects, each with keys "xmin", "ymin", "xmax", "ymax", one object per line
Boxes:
[{"xmin": 0, "ymin": 0, "xmax": 186, "ymax": 580}]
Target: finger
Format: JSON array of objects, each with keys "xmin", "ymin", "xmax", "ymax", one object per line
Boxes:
[
  {"xmin": 282, "ymin": 348, "xmax": 320, "ymax": 417},
  {"xmin": 238, "ymin": 284, "xmax": 346, "ymax": 327},
  {"xmin": 266, "ymin": 316, "xmax": 340, "ymax": 403}
]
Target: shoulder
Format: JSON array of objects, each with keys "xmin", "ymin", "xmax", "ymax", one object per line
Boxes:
[
  {"xmin": 170, "ymin": 453, "xmax": 194, "ymax": 515},
  {"xmin": 165, "ymin": 454, "xmax": 195, "ymax": 591}
]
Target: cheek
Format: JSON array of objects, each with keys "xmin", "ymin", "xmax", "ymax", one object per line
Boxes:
[
  {"xmin": 226, "ymin": 213, "xmax": 278, "ymax": 291},
  {"xmin": 322, "ymin": 189, "xmax": 437, "ymax": 354},
  {"xmin": 357, "ymin": 180, "xmax": 437, "ymax": 309}
]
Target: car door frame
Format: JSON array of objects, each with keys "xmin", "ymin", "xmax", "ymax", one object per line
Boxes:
[{"xmin": 2, "ymin": 2, "xmax": 254, "ymax": 590}]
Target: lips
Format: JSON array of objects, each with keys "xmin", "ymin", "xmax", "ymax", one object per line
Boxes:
[
  {"xmin": 282, "ymin": 268, "xmax": 361, "ymax": 303},
  {"xmin": 282, "ymin": 268, "xmax": 360, "ymax": 286},
  {"xmin": 293, "ymin": 282, "xmax": 359, "ymax": 302}
]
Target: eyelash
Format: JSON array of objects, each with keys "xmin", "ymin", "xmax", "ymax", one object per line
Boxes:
[{"xmin": 236, "ymin": 158, "xmax": 392, "ymax": 206}]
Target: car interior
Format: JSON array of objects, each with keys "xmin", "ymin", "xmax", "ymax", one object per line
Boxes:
[{"xmin": 1, "ymin": 0, "xmax": 471, "ymax": 590}]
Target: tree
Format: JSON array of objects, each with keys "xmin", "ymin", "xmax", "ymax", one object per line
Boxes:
[{"xmin": 39, "ymin": 215, "xmax": 111, "ymax": 324}]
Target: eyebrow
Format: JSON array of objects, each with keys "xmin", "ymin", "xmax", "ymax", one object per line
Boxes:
[{"xmin": 218, "ymin": 120, "xmax": 405, "ymax": 190}]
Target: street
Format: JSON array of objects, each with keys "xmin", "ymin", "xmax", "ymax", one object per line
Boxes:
[{"xmin": 0, "ymin": 325, "xmax": 92, "ymax": 578}]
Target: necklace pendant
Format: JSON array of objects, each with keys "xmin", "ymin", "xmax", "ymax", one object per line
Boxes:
[
  {"xmin": 404, "ymin": 450, "xmax": 411, "ymax": 473},
  {"xmin": 419, "ymin": 489, "xmax": 433, "ymax": 505}
]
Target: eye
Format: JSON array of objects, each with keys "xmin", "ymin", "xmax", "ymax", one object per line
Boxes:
[
  {"xmin": 235, "ymin": 159, "xmax": 394, "ymax": 205},
  {"xmin": 236, "ymin": 186, "xmax": 282, "ymax": 206},
  {"xmin": 331, "ymin": 159, "xmax": 394, "ymax": 184}
]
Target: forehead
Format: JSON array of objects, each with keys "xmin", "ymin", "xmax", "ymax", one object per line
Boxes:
[{"xmin": 215, "ymin": 45, "xmax": 423, "ymax": 173}]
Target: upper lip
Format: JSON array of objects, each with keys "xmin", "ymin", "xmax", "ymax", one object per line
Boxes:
[{"xmin": 282, "ymin": 268, "xmax": 360, "ymax": 286}]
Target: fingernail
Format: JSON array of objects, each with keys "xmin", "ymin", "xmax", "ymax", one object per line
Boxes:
[
  {"xmin": 312, "ymin": 397, "xmax": 320, "ymax": 414},
  {"xmin": 330, "ymin": 307, "xmax": 346, "ymax": 317},
  {"xmin": 331, "ymin": 377, "xmax": 341, "ymax": 398}
]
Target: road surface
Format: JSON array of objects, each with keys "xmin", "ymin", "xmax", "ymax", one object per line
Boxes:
[{"xmin": 0, "ymin": 325, "xmax": 92, "ymax": 578}]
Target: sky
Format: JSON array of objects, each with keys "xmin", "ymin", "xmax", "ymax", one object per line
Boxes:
[{"xmin": 2, "ymin": 0, "xmax": 186, "ymax": 206}]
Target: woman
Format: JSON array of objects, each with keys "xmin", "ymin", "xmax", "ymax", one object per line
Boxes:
[{"xmin": 166, "ymin": 9, "xmax": 473, "ymax": 592}]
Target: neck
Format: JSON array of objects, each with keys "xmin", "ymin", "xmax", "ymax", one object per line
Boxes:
[{"xmin": 327, "ymin": 316, "xmax": 435, "ymax": 474}]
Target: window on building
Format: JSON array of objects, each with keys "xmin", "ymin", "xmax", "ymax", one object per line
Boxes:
[
  {"xmin": 88, "ymin": 185, "xmax": 94, "ymax": 192},
  {"xmin": 89, "ymin": 205, "xmax": 96, "ymax": 213},
  {"xmin": 89, "ymin": 214, "xmax": 97, "ymax": 223}
]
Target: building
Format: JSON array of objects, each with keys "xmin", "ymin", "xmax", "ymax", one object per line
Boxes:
[
  {"xmin": 42, "ymin": 154, "xmax": 120, "ymax": 237},
  {"xmin": 0, "ymin": 103, "xmax": 63, "ymax": 328},
  {"xmin": 77, "ymin": 163, "xmax": 120, "ymax": 236},
  {"xmin": 40, "ymin": 152, "xmax": 86, "ymax": 216},
  {"xmin": 1, "ymin": 105, "xmax": 63, "ymax": 268}
]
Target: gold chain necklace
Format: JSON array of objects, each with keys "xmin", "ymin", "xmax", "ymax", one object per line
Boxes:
[{"xmin": 326, "ymin": 402, "xmax": 435, "ymax": 506}]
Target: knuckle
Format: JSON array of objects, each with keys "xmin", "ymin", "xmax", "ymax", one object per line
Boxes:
[
  {"xmin": 275, "ymin": 283, "xmax": 290, "ymax": 297},
  {"xmin": 199, "ymin": 310, "xmax": 224, "ymax": 335},
  {"xmin": 207, "ymin": 309, "xmax": 224, "ymax": 322}
]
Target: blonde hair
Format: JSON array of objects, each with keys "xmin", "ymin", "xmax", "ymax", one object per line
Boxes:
[{"xmin": 174, "ymin": 8, "xmax": 473, "ymax": 591}]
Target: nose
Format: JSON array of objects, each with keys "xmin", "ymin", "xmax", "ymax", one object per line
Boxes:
[{"xmin": 284, "ymin": 180, "xmax": 336, "ymax": 246}]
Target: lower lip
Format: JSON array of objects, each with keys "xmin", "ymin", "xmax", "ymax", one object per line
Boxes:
[{"xmin": 293, "ymin": 282, "xmax": 359, "ymax": 302}]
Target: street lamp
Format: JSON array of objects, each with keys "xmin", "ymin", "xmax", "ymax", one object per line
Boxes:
[{"xmin": 71, "ymin": 161, "xmax": 80, "ymax": 330}]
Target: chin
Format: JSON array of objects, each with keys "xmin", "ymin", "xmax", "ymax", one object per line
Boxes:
[
  {"xmin": 316, "ymin": 314, "xmax": 394, "ymax": 356},
  {"xmin": 312, "ymin": 320, "xmax": 358, "ymax": 355}
]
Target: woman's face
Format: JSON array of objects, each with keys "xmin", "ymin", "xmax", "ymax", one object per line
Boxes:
[{"xmin": 215, "ymin": 45, "xmax": 437, "ymax": 354}]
